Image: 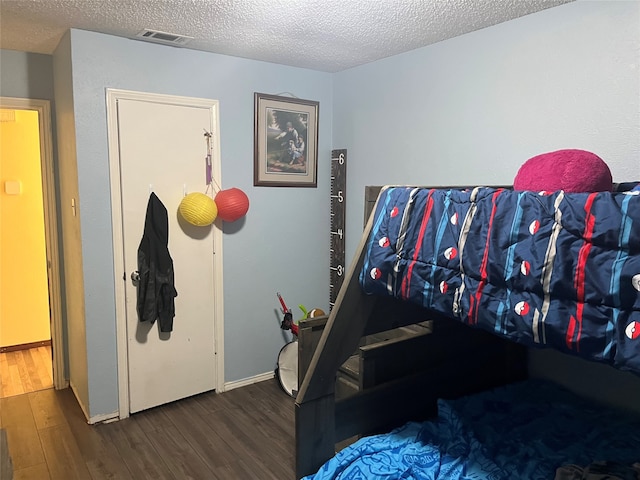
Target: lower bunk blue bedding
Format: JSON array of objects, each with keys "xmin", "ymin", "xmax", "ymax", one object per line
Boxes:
[{"xmin": 303, "ymin": 380, "xmax": 640, "ymax": 480}]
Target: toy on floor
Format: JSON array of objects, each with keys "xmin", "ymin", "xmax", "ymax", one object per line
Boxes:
[{"xmin": 275, "ymin": 292, "xmax": 326, "ymax": 397}]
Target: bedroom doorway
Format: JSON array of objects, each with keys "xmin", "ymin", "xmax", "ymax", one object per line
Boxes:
[
  {"xmin": 106, "ymin": 89, "xmax": 224, "ymax": 416},
  {"xmin": 0, "ymin": 97, "xmax": 65, "ymax": 395}
]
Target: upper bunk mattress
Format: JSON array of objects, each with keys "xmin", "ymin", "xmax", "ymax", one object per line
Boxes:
[{"xmin": 359, "ymin": 186, "xmax": 640, "ymax": 374}]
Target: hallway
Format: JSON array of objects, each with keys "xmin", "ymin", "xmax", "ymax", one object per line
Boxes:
[{"xmin": 0, "ymin": 345, "xmax": 53, "ymax": 399}]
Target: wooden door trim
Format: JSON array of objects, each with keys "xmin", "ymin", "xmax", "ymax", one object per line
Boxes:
[
  {"xmin": 0, "ymin": 97, "xmax": 65, "ymax": 391},
  {"xmin": 105, "ymin": 89, "xmax": 225, "ymax": 418}
]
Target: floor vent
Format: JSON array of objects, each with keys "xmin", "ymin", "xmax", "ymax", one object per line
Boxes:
[{"xmin": 135, "ymin": 29, "xmax": 193, "ymax": 47}]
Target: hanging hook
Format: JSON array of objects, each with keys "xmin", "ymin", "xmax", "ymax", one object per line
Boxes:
[
  {"xmin": 183, "ymin": 184, "xmax": 187, "ymax": 197},
  {"xmin": 149, "ymin": 184, "xmax": 153, "ymax": 194}
]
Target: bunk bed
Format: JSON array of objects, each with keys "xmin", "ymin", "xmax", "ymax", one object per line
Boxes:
[{"xmin": 295, "ymin": 184, "xmax": 640, "ymax": 479}]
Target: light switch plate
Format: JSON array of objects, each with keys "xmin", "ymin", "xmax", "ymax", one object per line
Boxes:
[{"xmin": 4, "ymin": 180, "xmax": 21, "ymax": 195}]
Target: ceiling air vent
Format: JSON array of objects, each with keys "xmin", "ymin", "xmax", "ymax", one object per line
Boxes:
[{"xmin": 135, "ymin": 29, "xmax": 193, "ymax": 47}]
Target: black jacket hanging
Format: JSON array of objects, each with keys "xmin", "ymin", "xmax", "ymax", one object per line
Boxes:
[{"xmin": 136, "ymin": 192, "xmax": 177, "ymax": 332}]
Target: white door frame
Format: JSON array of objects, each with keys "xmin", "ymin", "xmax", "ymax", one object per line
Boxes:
[
  {"xmin": 0, "ymin": 96, "xmax": 66, "ymax": 390},
  {"xmin": 105, "ymin": 88, "xmax": 225, "ymax": 418}
]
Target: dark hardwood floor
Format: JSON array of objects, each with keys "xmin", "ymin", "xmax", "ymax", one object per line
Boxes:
[{"xmin": 0, "ymin": 378, "xmax": 296, "ymax": 479}]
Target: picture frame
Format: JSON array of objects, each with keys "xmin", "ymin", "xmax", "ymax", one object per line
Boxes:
[{"xmin": 254, "ymin": 93, "xmax": 319, "ymax": 187}]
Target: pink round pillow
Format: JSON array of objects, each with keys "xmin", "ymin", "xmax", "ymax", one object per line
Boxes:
[{"xmin": 513, "ymin": 149, "xmax": 612, "ymax": 193}]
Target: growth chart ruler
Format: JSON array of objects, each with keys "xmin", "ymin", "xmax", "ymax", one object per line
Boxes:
[{"xmin": 329, "ymin": 149, "xmax": 346, "ymax": 310}]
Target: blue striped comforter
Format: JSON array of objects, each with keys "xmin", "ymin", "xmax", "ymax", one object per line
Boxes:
[{"xmin": 359, "ymin": 186, "xmax": 640, "ymax": 374}]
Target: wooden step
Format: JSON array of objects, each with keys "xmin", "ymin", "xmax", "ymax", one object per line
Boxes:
[{"xmin": 337, "ymin": 321, "xmax": 434, "ymax": 396}]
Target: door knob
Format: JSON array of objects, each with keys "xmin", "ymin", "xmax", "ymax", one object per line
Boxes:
[{"xmin": 131, "ymin": 270, "xmax": 140, "ymax": 286}]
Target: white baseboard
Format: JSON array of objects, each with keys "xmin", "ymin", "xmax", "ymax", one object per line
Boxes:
[
  {"xmin": 224, "ymin": 371, "xmax": 275, "ymax": 392},
  {"xmin": 88, "ymin": 411, "xmax": 119, "ymax": 425}
]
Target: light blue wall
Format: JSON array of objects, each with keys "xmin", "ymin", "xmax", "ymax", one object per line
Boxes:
[
  {"xmin": 0, "ymin": 50, "xmax": 54, "ymax": 100},
  {"xmin": 333, "ymin": 0, "xmax": 640, "ymax": 265},
  {"xmin": 52, "ymin": 32, "xmax": 91, "ymax": 416},
  {"xmin": 66, "ymin": 29, "xmax": 332, "ymax": 417}
]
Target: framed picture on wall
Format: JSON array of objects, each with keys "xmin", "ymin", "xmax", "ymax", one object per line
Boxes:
[{"xmin": 254, "ymin": 93, "xmax": 319, "ymax": 187}]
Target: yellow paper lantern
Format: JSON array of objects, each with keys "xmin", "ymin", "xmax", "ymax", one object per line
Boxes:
[{"xmin": 179, "ymin": 192, "xmax": 218, "ymax": 226}]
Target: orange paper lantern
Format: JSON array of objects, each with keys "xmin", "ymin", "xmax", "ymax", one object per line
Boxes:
[{"xmin": 214, "ymin": 188, "xmax": 249, "ymax": 222}]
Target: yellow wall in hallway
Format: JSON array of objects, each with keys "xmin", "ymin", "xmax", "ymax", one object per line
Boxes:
[{"xmin": 0, "ymin": 109, "xmax": 51, "ymax": 347}]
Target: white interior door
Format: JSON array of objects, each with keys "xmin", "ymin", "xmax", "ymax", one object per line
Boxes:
[{"xmin": 112, "ymin": 93, "xmax": 221, "ymax": 414}]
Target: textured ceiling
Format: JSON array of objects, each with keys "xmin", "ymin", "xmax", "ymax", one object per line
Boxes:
[{"xmin": 1, "ymin": 0, "xmax": 573, "ymax": 72}]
